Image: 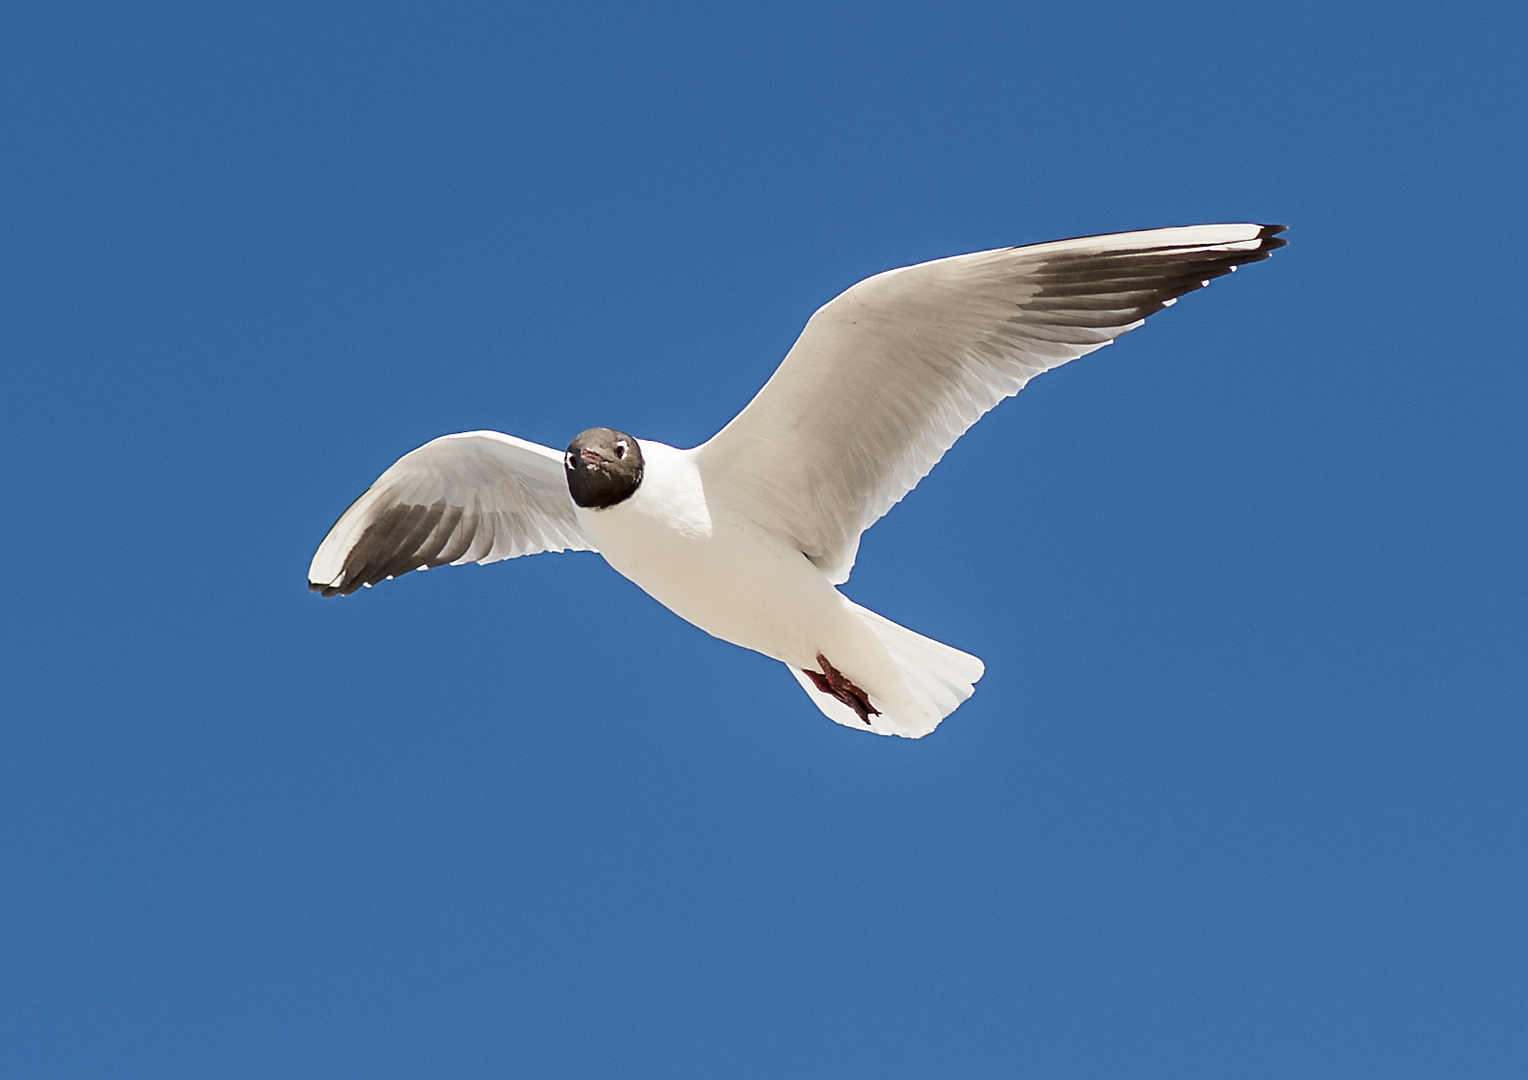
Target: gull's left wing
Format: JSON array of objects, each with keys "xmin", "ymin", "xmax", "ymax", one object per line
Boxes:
[
  {"xmin": 309, "ymin": 431, "xmax": 591, "ymax": 597},
  {"xmin": 696, "ymin": 224, "xmax": 1286, "ymax": 584}
]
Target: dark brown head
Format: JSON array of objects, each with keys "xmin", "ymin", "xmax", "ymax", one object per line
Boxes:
[{"xmin": 565, "ymin": 427, "xmax": 644, "ymax": 509}]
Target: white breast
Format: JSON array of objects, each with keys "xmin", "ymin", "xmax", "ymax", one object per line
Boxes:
[{"xmin": 574, "ymin": 440, "xmax": 852, "ymax": 668}]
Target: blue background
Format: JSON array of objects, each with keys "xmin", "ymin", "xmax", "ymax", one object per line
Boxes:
[{"xmin": 3, "ymin": 2, "xmax": 1524, "ymax": 1076}]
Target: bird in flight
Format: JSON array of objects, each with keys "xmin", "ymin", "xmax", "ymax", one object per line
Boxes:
[{"xmin": 310, "ymin": 223, "xmax": 1286, "ymax": 737}]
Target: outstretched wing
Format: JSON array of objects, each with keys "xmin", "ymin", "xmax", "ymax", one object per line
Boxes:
[
  {"xmin": 308, "ymin": 431, "xmax": 592, "ymax": 597},
  {"xmin": 696, "ymin": 223, "xmax": 1286, "ymax": 583}
]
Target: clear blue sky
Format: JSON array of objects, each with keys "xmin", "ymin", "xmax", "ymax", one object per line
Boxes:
[{"xmin": 2, "ymin": 2, "xmax": 1524, "ymax": 1077}]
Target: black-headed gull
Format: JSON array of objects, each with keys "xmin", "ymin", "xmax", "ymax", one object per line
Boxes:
[{"xmin": 310, "ymin": 224, "xmax": 1286, "ymax": 737}]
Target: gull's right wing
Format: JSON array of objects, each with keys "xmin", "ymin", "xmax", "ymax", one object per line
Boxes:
[
  {"xmin": 308, "ymin": 431, "xmax": 592, "ymax": 597},
  {"xmin": 696, "ymin": 224, "xmax": 1286, "ymax": 584}
]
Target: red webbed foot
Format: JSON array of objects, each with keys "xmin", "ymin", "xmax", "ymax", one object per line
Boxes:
[{"xmin": 803, "ymin": 653, "xmax": 880, "ymax": 725}]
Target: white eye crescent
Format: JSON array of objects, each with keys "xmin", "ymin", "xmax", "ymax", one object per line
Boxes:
[
  {"xmin": 615, "ymin": 441, "xmax": 628, "ymax": 458},
  {"xmin": 564, "ymin": 451, "xmax": 576, "ymax": 468}
]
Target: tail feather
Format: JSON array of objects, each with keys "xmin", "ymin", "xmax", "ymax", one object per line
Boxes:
[{"xmin": 789, "ymin": 604, "xmax": 984, "ymax": 738}]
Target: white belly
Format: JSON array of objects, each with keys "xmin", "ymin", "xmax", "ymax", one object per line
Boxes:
[{"xmin": 573, "ymin": 441, "xmax": 887, "ymax": 677}]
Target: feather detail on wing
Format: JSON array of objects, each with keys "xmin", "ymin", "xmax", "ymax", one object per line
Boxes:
[
  {"xmin": 308, "ymin": 431, "xmax": 592, "ymax": 597},
  {"xmin": 697, "ymin": 223, "xmax": 1286, "ymax": 583}
]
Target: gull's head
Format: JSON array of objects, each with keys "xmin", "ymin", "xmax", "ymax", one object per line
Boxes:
[{"xmin": 565, "ymin": 427, "xmax": 644, "ymax": 509}]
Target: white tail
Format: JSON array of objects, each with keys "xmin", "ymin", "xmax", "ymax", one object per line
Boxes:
[{"xmin": 788, "ymin": 603, "xmax": 984, "ymax": 738}]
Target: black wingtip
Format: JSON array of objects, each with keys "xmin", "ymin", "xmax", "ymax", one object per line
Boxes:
[{"xmin": 1259, "ymin": 223, "xmax": 1289, "ymax": 251}]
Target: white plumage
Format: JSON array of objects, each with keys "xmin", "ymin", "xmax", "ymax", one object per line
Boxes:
[
  {"xmin": 310, "ymin": 223, "xmax": 1285, "ymax": 737},
  {"xmin": 308, "ymin": 432, "xmax": 590, "ymax": 595}
]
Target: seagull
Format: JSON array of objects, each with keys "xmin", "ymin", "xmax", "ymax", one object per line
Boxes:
[{"xmin": 309, "ymin": 223, "xmax": 1286, "ymax": 737}]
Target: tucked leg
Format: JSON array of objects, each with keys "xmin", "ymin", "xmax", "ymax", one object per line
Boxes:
[{"xmin": 803, "ymin": 653, "xmax": 880, "ymax": 725}]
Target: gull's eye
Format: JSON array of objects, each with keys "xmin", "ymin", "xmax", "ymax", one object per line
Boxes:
[
  {"xmin": 564, "ymin": 451, "xmax": 576, "ymax": 469},
  {"xmin": 615, "ymin": 441, "xmax": 628, "ymax": 459}
]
